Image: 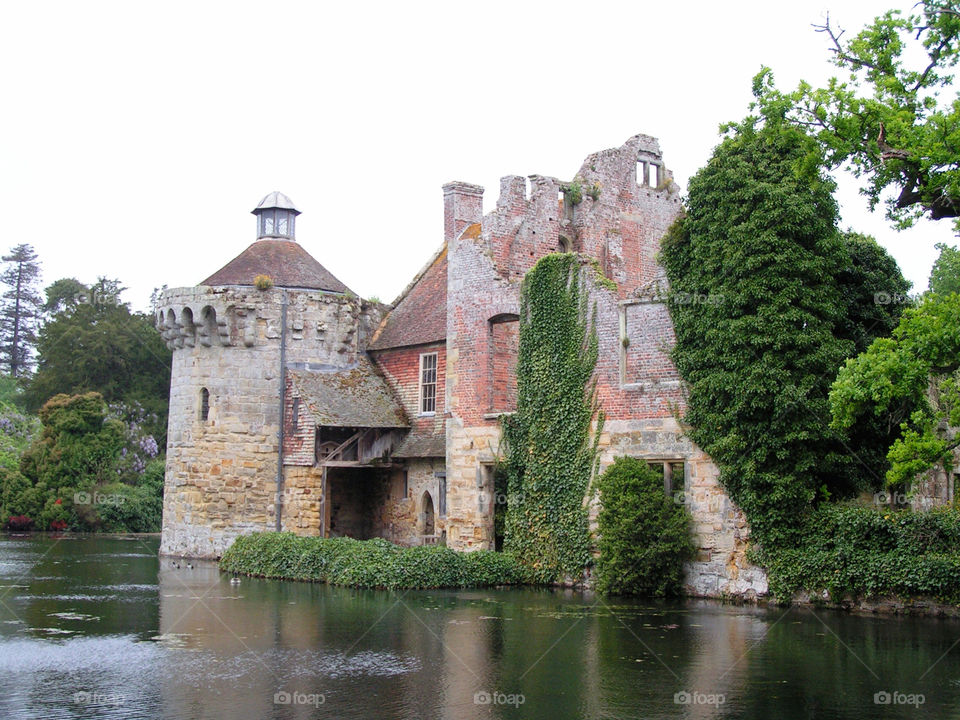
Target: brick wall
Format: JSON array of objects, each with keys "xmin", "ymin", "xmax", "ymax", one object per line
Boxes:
[{"xmin": 371, "ymin": 343, "xmax": 446, "ymax": 439}]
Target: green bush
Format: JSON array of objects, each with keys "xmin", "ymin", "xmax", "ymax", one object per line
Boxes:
[
  {"xmin": 595, "ymin": 457, "xmax": 696, "ymax": 596},
  {"xmin": 220, "ymin": 532, "xmax": 526, "ymax": 590},
  {"xmin": 97, "ymin": 458, "xmax": 165, "ymax": 532},
  {"xmin": 762, "ymin": 504, "xmax": 960, "ymax": 603}
]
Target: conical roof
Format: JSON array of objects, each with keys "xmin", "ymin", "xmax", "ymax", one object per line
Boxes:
[{"xmin": 201, "ymin": 240, "xmax": 351, "ymax": 293}]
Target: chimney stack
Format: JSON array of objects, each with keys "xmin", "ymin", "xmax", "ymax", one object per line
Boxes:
[{"xmin": 442, "ymin": 182, "xmax": 484, "ymax": 244}]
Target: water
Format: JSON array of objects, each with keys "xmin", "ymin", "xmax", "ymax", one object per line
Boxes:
[{"xmin": 0, "ymin": 535, "xmax": 958, "ymax": 719}]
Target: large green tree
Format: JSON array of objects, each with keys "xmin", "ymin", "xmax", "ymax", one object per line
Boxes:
[
  {"xmin": 0, "ymin": 244, "xmax": 43, "ymax": 377},
  {"xmin": 660, "ymin": 121, "xmax": 909, "ymax": 546},
  {"xmin": 832, "ymin": 288, "xmax": 960, "ymax": 489},
  {"xmin": 25, "ymin": 278, "xmax": 171, "ymax": 442},
  {"xmin": 929, "ymin": 242, "xmax": 960, "ymax": 295},
  {"xmin": 752, "ymin": 1, "xmax": 960, "ymax": 229}
]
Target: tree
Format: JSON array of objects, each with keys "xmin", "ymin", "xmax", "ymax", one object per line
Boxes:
[
  {"xmin": 25, "ymin": 278, "xmax": 171, "ymax": 444},
  {"xmin": 660, "ymin": 121, "xmax": 909, "ymax": 546},
  {"xmin": 0, "ymin": 244, "xmax": 42, "ymax": 377},
  {"xmin": 929, "ymin": 242, "xmax": 960, "ymax": 295},
  {"xmin": 831, "ymin": 292, "xmax": 960, "ymax": 489},
  {"xmin": 752, "ymin": 1, "xmax": 960, "ymax": 229}
]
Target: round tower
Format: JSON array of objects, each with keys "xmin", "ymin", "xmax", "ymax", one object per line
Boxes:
[{"xmin": 156, "ymin": 193, "xmax": 367, "ymax": 559}]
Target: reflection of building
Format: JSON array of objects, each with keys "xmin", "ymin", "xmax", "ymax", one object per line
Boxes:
[{"xmin": 156, "ymin": 136, "xmax": 767, "ymax": 597}]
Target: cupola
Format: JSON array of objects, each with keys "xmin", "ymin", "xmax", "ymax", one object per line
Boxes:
[{"xmin": 253, "ymin": 191, "xmax": 300, "ymax": 240}]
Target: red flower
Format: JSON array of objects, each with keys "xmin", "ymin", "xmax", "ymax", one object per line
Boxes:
[{"xmin": 54, "ymin": 498, "xmax": 62, "ymax": 505}]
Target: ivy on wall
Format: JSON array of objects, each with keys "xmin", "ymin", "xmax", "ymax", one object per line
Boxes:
[{"xmin": 502, "ymin": 253, "xmax": 603, "ymax": 583}]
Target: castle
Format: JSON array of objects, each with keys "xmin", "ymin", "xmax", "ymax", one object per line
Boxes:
[{"xmin": 156, "ymin": 135, "xmax": 768, "ymax": 598}]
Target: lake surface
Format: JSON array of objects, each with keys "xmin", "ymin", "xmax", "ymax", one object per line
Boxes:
[{"xmin": 0, "ymin": 534, "xmax": 958, "ymax": 719}]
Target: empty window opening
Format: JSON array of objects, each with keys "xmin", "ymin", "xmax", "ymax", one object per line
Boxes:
[
  {"xmin": 650, "ymin": 163, "xmax": 661, "ymax": 187},
  {"xmin": 646, "ymin": 460, "xmax": 685, "ymax": 496},
  {"xmin": 200, "ymin": 388, "xmax": 210, "ymax": 421},
  {"xmin": 558, "ymin": 236, "xmax": 572, "ymax": 253},
  {"xmin": 419, "ymin": 352, "xmax": 438, "ymax": 414}
]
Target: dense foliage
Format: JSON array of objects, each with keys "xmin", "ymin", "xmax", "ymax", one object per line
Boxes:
[
  {"xmin": 595, "ymin": 457, "xmax": 695, "ymax": 596},
  {"xmin": 220, "ymin": 532, "xmax": 523, "ymax": 589},
  {"xmin": 25, "ymin": 278, "xmax": 171, "ymax": 444},
  {"xmin": 501, "ymin": 253, "xmax": 601, "ymax": 583},
  {"xmin": 763, "ymin": 504, "xmax": 960, "ymax": 603},
  {"xmin": 0, "ymin": 392, "xmax": 163, "ymax": 531},
  {"xmin": 831, "ymin": 292, "xmax": 960, "ymax": 488},
  {"xmin": 660, "ymin": 122, "xmax": 908, "ymax": 546},
  {"xmin": 752, "ymin": 1, "xmax": 960, "ymax": 229}
]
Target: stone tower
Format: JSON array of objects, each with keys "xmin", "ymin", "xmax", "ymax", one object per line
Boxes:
[{"xmin": 156, "ymin": 193, "xmax": 380, "ymax": 558}]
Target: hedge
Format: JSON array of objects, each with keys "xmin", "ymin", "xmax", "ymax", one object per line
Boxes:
[
  {"xmin": 219, "ymin": 532, "xmax": 525, "ymax": 590},
  {"xmin": 762, "ymin": 504, "xmax": 960, "ymax": 603}
]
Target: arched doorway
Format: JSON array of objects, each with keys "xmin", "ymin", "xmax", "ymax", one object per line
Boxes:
[{"xmin": 419, "ymin": 491, "xmax": 435, "ymax": 537}]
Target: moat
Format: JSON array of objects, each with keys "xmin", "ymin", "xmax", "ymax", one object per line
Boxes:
[{"xmin": 1, "ymin": 534, "xmax": 958, "ymax": 719}]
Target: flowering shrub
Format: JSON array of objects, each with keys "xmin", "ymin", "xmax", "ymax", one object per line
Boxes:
[{"xmin": 4, "ymin": 514, "xmax": 33, "ymax": 531}]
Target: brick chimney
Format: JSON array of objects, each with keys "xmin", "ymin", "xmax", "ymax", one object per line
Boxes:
[{"xmin": 442, "ymin": 182, "xmax": 484, "ymax": 244}]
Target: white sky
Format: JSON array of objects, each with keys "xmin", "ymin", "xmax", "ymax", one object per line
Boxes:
[{"xmin": 1, "ymin": 0, "xmax": 955, "ymax": 312}]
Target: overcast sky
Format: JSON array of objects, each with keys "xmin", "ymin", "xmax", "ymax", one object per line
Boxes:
[{"xmin": 2, "ymin": 0, "xmax": 955, "ymax": 311}]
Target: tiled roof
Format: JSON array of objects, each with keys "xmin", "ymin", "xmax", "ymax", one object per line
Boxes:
[
  {"xmin": 201, "ymin": 239, "xmax": 351, "ymax": 293},
  {"xmin": 391, "ymin": 433, "xmax": 445, "ymax": 458},
  {"xmin": 368, "ymin": 245, "xmax": 447, "ymax": 350},
  {"xmin": 289, "ymin": 358, "xmax": 408, "ymax": 428}
]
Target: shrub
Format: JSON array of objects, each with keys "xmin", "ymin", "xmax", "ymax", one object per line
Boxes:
[
  {"xmin": 595, "ymin": 457, "xmax": 696, "ymax": 596},
  {"xmin": 761, "ymin": 503, "xmax": 960, "ymax": 603},
  {"xmin": 220, "ymin": 533, "xmax": 525, "ymax": 590}
]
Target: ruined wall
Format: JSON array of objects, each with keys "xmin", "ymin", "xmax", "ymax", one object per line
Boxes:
[
  {"xmin": 442, "ymin": 134, "xmax": 768, "ymax": 597},
  {"xmin": 157, "ymin": 285, "xmax": 367, "ymax": 559}
]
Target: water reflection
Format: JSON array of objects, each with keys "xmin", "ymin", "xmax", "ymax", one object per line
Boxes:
[{"xmin": 0, "ymin": 535, "xmax": 959, "ymax": 719}]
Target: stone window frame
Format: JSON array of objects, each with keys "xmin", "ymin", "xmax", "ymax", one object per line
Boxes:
[
  {"xmin": 418, "ymin": 352, "xmax": 438, "ymax": 415},
  {"xmin": 199, "ymin": 387, "xmax": 210, "ymax": 422},
  {"xmin": 435, "ymin": 471, "xmax": 447, "ymax": 517},
  {"xmin": 644, "ymin": 458, "xmax": 686, "ymax": 499},
  {"xmin": 618, "ymin": 298, "xmax": 682, "ymax": 392}
]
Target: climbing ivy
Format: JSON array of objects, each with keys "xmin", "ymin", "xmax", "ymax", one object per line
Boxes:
[{"xmin": 502, "ymin": 253, "xmax": 602, "ymax": 583}]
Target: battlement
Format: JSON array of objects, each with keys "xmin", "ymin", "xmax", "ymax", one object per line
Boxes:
[{"xmin": 156, "ymin": 285, "xmax": 387, "ymax": 363}]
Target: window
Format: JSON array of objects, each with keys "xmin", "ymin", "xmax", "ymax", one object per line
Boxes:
[
  {"xmin": 436, "ymin": 472, "xmax": 446, "ymax": 517},
  {"xmin": 200, "ymin": 387, "xmax": 210, "ymax": 421},
  {"xmin": 419, "ymin": 352, "xmax": 438, "ymax": 414}
]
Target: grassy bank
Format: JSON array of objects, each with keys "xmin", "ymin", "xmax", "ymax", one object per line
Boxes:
[
  {"xmin": 220, "ymin": 532, "xmax": 525, "ymax": 590},
  {"xmin": 762, "ymin": 504, "xmax": 960, "ymax": 604}
]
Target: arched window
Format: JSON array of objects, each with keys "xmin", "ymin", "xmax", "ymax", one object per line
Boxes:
[{"xmin": 200, "ymin": 388, "xmax": 210, "ymax": 421}]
